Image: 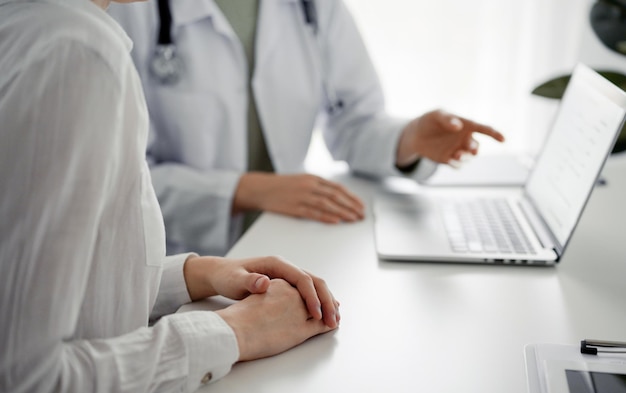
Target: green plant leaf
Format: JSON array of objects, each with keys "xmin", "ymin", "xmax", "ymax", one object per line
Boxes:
[
  {"xmin": 531, "ymin": 70, "xmax": 626, "ymax": 99},
  {"xmin": 531, "ymin": 70, "xmax": 626, "ymax": 154},
  {"xmin": 531, "ymin": 76, "xmax": 571, "ymax": 99}
]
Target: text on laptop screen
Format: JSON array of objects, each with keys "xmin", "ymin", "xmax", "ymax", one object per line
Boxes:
[{"xmin": 525, "ymin": 66, "xmax": 626, "ymax": 247}]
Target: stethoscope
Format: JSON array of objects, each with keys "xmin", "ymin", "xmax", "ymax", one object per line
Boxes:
[
  {"xmin": 149, "ymin": 0, "xmax": 183, "ymax": 85},
  {"xmin": 149, "ymin": 0, "xmax": 344, "ymax": 114}
]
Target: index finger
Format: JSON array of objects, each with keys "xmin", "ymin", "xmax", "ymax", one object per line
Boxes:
[
  {"xmin": 459, "ymin": 117, "xmax": 506, "ymax": 142},
  {"xmin": 307, "ymin": 271, "xmax": 340, "ymax": 328},
  {"xmin": 248, "ymin": 256, "xmax": 338, "ymax": 326},
  {"xmin": 285, "ymin": 269, "xmax": 339, "ymax": 328}
]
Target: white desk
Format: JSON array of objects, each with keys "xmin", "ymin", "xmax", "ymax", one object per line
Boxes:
[{"xmin": 194, "ymin": 154, "xmax": 626, "ymax": 393}]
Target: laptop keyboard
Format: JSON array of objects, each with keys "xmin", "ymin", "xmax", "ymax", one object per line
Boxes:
[{"xmin": 441, "ymin": 198, "xmax": 535, "ymax": 254}]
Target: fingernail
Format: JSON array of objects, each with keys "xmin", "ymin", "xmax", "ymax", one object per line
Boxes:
[
  {"xmin": 254, "ymin": 277, "xmax": 264, "ymax": 289},
  {"xmin": 448, "ymin": 159, "xmax": 462, "ymax": 169},
  {"xmin": 469, "ymin": 140, "xmax": 478, "ymax": 150},
  {"xmin": 450, "ymin": 117, "xmax": 463, "ymax": 128},
  {"xmin": 459, "ymin": 153, "xmax": 473, "ymax": 162},
  {"xmin": 330, "ymin": 311, "xmax": 337, "ymax": 325}
]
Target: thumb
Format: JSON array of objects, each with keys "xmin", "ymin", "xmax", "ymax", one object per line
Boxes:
[{"xmin": 244, "ymin": 273, "xmax": 271, "ymax": 294}]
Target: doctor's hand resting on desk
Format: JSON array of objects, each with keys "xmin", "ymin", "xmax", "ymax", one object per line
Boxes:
[
  {"xmin": 0, "ymin": 1, "xmax": 338, "ymax": 392},
  {"xmin": 109, "ymin": 0, "xmax": 504, "ymax": 257}
]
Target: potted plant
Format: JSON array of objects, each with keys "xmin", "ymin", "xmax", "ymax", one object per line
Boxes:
[{"xmin": 531, "ymin": 0, "xmax": 626, "ymax": 154}]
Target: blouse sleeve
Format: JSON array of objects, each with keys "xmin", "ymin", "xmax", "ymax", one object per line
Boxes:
[{"xmin": 150, "ymin": 253, "xmax": 196, "ymax": 321}]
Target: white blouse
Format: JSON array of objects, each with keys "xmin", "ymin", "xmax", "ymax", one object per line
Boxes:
[{"xmin": 0, "ymin": 0, "xmax": 238, "ymax": 392}]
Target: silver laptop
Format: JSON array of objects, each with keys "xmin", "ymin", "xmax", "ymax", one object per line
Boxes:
[{"xmin": 374, "ymin": 64, "xmax": 626, "ymax": 265}]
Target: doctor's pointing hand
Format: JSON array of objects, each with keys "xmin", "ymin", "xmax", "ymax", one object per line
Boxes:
[
  {"xmin": 396, "ymin": 109, "xmax": 505, "ymax": 167},
  {"xmin": 108, "ymin": 0, "xmax": 504, "ymax": 257}
]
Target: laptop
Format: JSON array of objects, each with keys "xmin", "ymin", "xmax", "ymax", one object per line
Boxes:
[{"xmin": 373, "ymin": 63, "xmax": 626, "ymax": 265}]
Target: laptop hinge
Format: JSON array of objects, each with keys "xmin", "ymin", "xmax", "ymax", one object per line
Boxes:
[{"xmin": 518, "ymin": 197, "xmax": 560, "ymax": 257}]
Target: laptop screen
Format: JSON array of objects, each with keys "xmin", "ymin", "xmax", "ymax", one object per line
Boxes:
[{"xmin": 525, "ymin": 64, "xmax": 626, "ymax": 249}]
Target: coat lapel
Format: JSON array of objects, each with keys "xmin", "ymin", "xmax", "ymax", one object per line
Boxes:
[{"xmin": 255, "ymin": 0, "xmax": 299, "ymax": 72}]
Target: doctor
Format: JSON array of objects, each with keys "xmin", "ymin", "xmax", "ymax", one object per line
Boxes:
[{"xmin": 109, "ymin": 0, "xmax": 505, "ymax": 256}]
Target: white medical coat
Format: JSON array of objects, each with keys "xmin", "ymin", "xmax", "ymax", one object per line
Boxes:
[{"xmin": 109, "ymin": 0, "xmax": 436, "ymax": 256}]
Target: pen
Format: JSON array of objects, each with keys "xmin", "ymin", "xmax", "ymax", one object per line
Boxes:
[{"xmin": 581, "ymin": 339, "xmax": 626, "ymax": 355}]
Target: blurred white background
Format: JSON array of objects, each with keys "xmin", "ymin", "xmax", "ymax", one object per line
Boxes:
[{"xmin": 306, "ymin": 0, "xmax": 624, "ymax": 170}]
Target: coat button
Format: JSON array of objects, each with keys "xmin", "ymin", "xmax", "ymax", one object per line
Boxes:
[{"xmin": 201, "ymin": 372, "xmax": 213, "ymax": 384}]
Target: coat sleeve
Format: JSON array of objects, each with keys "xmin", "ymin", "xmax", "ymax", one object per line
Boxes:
[
  {"xmin": 319, "ymin": 0, "xmax": 438, "ymax": 181},
  {"xmin": 149, "ymin": 161, "xmax": 242, "ymax": 256},
  {"xmin": 0, "ymin": 39, "xmax": 238, "ymax": 393}
]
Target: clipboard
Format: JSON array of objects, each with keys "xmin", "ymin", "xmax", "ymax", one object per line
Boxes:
[{"xmin": 525, "ymin": 343, "xmax": 626, "ymax": 393}]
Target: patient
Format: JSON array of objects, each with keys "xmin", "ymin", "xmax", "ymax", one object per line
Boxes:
[{"xmin": 0, "ymin": 0, "xmax": 339, "ymax": 392}]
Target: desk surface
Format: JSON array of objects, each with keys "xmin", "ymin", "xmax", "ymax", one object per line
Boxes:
[{"xmin": 194, "ymin": 154, "xmax": 626, "ymax": 393}]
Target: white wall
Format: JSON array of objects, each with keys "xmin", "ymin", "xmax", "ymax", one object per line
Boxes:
[{"xmin": 308, "ymin": 0, "xmax": 598, "ymax": 169}]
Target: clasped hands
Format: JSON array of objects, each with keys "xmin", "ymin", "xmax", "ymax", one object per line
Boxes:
[{"xmin": 184, "ymin": 255, "xmax": 340, "ymax": 362}]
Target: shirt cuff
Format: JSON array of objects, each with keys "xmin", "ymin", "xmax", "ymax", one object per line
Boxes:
[
  {"xmin": 151, "ymin": 253, "xmax": 197, "ymax": 320},
  {"xmin": 169, "ymin": 311, "xmax": 240, "ymax": 391},
  {"xmin": 411, "ymin": 158, "xmax": 439, "ymax": 182}
]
